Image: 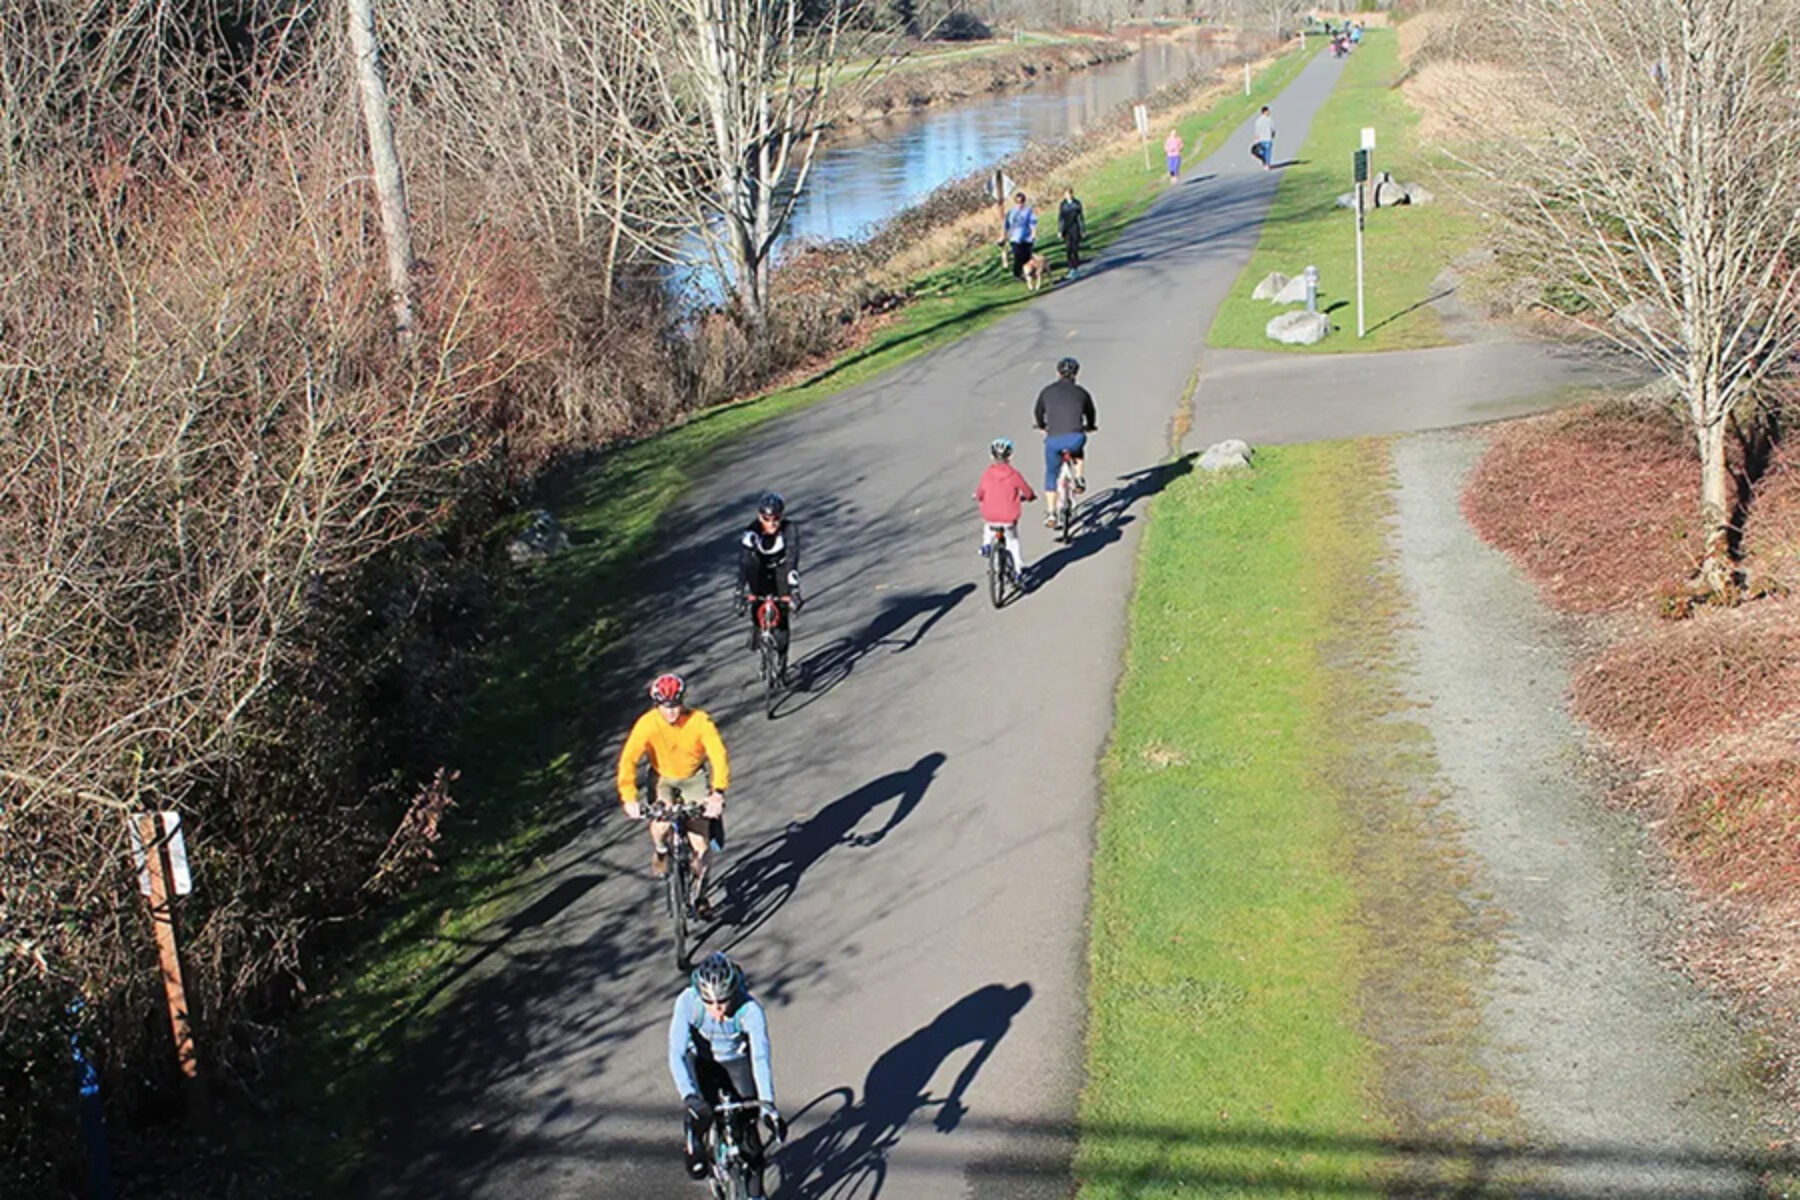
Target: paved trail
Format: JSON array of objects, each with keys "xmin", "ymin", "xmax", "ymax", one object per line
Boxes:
[{"xmin": 361, "ymin": 49, "xmax": 1636, "ymax": 1200}]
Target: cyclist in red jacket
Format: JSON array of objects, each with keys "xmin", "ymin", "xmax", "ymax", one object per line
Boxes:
[{"xmin": 974, "ymin": 437, "xmax": 1036, "ymax": 582}]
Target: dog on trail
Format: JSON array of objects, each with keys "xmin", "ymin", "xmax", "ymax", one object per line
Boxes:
[{"xmin": 1021, "ymin": 253, "xmax": 1048, "ymax": 292}]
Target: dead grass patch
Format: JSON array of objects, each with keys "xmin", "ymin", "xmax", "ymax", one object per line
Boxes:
[
  {"xmin": 1403, "ymin": 60, "xmax": 1546, "ymax": 145},
  {"xmin": 1669, "ymin": 757, "xmax": 1800, "ymax": 905},
  {"xmin": 1462, "ymin": 402, "xmax": 1700, "ymax": 613}
]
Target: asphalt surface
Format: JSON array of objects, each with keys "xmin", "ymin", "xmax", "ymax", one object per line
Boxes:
[{"xmin": 359, "ymin": 48, "xmax": 1638, "ymax": 1200}]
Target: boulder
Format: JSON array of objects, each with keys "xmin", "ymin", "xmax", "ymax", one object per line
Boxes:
[
  {"xmin": 1251, "ymin": 271, "xmax": 1291, "ymax": 301},
  {"xmin": 1199, "ymin": 439, "xmax": 1254, "ymax": 471},
  {"xmin": 1403, "ymin": 183, "xmax": 1435, "ymax": 205},
  {"xmin": 507, "ymin": 509, "xmax": 572, "ymax": 565},
  {"xmin": 1373, "ymin": 172, "xmax": 1410, "ymax": 208},
  {"xmin": 1265, "ymin": 310, "xmax": 1331, "ymax": 345},
  {"xmin": 1272, "ymin": 273, "xmax": 1312, "ymax": 305}
]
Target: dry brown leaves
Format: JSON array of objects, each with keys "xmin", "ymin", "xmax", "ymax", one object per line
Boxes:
[{"xmin": 1462, "ymin": 405, "xmax": 1700, "ymax": 613}]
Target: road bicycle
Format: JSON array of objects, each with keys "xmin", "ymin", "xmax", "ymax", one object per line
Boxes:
[
  {"xmin": 705, "ymin": 1096, "xmax": 785, "ymax": 1200},
  {"xmin": 745, "ymin": 594, "xmax": 793, "ymax": 717},
  {"xmin": 983, "ymin": 525, "xmax": 1018, "ymax": 608},
  {"xmin": 1053, "ymin": 449, "xmax": 1081, "ymax": 543},
  {"xmin": 642, "ymin": 797, "xmax": 710, "ymax": 970}
]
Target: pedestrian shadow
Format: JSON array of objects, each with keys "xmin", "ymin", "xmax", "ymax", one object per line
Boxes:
[
  {"xmin": 776, "ymin": 983, "xmax": 1033, "ymax": 1199},
  {"xmin": 1029, "ymin": 454, "xmax": 1197, "ymax": 590},
  {"xmin": 714, "ymin": 752, "xmax": 944, "ymax": 948},
  {"xmin": 776, "ymin": 584, "xmax": 975, "ymax": 714}
]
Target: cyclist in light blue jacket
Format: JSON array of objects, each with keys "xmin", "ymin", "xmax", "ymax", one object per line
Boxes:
[{"xmin": 670, "ymin": 952, "xmax": 783, "ymax": 1195}]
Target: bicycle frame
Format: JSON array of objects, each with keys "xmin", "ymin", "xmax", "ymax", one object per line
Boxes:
[{"xmin": 707, "ymin": 1097, "xmax": 783, "ymax": 1195}]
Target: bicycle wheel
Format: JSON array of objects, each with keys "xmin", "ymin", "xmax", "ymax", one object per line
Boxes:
[
  {"xmin": 667, "ymin": 845, "xmax": 690, "ymax": 969},
  {"xmin": 1057, "ymin": 478, "xmax": 1075, "ymax": 543},
  {"xmin": 986, "ymin": 538, "xmax": 1006, "ymax": 608},
  {"xmin": 760, "ymin": 635, "xmax": 782, "ymax": 717}
]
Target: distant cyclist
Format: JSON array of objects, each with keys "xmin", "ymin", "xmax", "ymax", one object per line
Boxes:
[
  {"xmin": 671, "ymin": 951, "xmax": 785, "ymax": 1196},
  {"xmin": 1032, "ymin": 356, "xmax": 1098, "ymax": 526},
  {"xmin": 737, "ymin": 492, "xmax": 802, "ymax": 679},
  {"xmin": 617, "ymin": 673, "xmax": 730, "ymax": 909},
  {"xmin": 973, "ymin": 437, "xmax": 1036, "ymax": 580}
]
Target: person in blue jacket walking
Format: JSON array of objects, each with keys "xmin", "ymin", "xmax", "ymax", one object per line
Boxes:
[{"xmin": 1003, "ymin": 191, "xmax": 1037, "ymax": 280}]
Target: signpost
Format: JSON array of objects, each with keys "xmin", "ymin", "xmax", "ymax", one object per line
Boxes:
[
  {"xmin": 129, "ymin": 812, "xmax": 206, "ymax": 1118},
  {"xmin": 1133, "ymin": 104, "xmax": 1150, "ymax": 170},
  {"xmin": 1354, "ymin": 127, "xmax": 1376, "ymax": 339}
]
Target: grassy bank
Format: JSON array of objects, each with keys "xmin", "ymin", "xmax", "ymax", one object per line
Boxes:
[
  {"xmin": 1208, "ymin": 28, "xmax": 1479, "ymax": 352},
  {"xmin": 1077, "ymin": 442, "xmax": 1395, "ymax": 1196},
  {"xmin": 249, "ymin": 41, "xmax": 1313, "ymax": 1191}
]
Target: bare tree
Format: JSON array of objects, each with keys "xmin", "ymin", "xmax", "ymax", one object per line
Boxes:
[
  {"xmin": 347, "ymin": 0, "xmax": 419, "ymax": 343},
  {"xmin": 630, "ymin": 0, "xmax": 882, "ymax": 329},
  {"xmin": 1468, "ymin": 0, "xmax": 1800, "ymax": 594}
]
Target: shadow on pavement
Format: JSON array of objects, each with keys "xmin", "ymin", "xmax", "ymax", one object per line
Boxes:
[
  {"xmin": 779, "ymin": 982, "xmax": 1033, "ymax": 1199},
  {"xmin": 779, "ymin": 583, "xmax": 975, "ymax": 713},
  {"xmin": 1029, "ymin": 453, "xmax": 1197, "ymax": 591},
  {"xmin": 717, "ymin": 752, "xmax": 944, "ymax": 950}
]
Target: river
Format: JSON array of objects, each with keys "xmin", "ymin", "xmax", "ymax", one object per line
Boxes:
[{"xmin": 678, "ymin": 36, "xmax": 1241, "ymax": 295}]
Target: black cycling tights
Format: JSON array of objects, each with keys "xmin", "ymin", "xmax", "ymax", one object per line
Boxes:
[{"xmin": 685, "ymin": 1048, "xmax": 765, "ymax": 1191}]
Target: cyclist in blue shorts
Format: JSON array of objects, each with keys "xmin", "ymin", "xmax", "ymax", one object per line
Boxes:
[{"xmin": 1032, "ymin": 356, "xmax": 1098, "ymax": 526}]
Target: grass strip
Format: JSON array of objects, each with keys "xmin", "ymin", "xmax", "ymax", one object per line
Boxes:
[
  {"xmin": 249, "ymin": 42, "xmax": 1313, "ymax": 1191},
  {"xmin": 1207, "ymin": 28, "xmax": 1479, "ymax": 353},
  {"xmin": 1078, "ymin": 441, "xmax": 1396, "ymax": 1197}
]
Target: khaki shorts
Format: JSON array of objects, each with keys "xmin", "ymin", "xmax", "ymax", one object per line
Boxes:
[{"xmin": 655, "ymin": 772, "xmax": 716, "ymax": 841}]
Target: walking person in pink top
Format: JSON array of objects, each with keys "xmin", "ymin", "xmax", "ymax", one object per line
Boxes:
[
  {"xmin": 974, "ymin": 437, "xmax": 1037, "ymax": 583},
  {"xmin": 1163, "ymin": 128, "xmax": 1184, "ymax": 184}
]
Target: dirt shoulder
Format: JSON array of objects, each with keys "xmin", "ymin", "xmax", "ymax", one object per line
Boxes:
[
  {"xmin": 1389, "ymin": 428, "xmax": 1791, "ymax": 1191},
  {"xmin": 1462, "ymin": 403, "xmax": 1800, "ymax": 1137}
]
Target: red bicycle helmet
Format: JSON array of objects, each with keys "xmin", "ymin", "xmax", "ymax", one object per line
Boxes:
[{"xmin": 648, "ymin": 673, "xmax": 686, "ymax": 706}]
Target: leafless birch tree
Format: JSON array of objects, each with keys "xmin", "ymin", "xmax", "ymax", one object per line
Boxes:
[
  {"xmin": 1469, "ymin": 0, "xmax": 1800, "ymax": 594},
  {"xmin": 347, "ymin": 0, "xmax": 419, "ymax": 343},
  {"xmin": 630, "ymin": 0, "xmax": 881, "ymax": 329}
]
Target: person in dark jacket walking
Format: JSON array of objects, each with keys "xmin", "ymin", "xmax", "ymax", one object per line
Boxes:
[{"xmin": 1058, "ymin": 186, "xmax": 1086, "ymax": 277}]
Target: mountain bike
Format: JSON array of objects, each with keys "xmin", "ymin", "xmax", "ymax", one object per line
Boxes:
[
  {"xmin": 1054, "ymin": 450, "xmax": 1081, "ymax": 543},
  {"xmin": 984, "ymin": 524, "xmax": 1018, "ymax": 608},
  {"xmin": 706, "ymin": 1097, "xmax": 785, "ymax": 1200},
  {"xmin": 746, "ymin": 595, "xmax": 793, "ymax": 717},
  {"xmin": 642, "ymin": 797, "xmax": 709, "ymax": 970}
]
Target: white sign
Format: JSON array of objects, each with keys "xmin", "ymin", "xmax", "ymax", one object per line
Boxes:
[
  {"xmin": 162, "ymin": 812, "xmax": 193, "ymax": 896},
  {"xmin": 1133, "ymin": 104, "xmax": 1150, "ymax": 137},
  {"xmin": 128, "ymin": 812, "xmax": 194, "ymax": 897},
  {"xmin": 983, "ymin": 169, "xmax": 1016, "ymax": 203},
  {"xmin": 1361, "ymin": 127, "xmax": 1377, "ymax": 150}
]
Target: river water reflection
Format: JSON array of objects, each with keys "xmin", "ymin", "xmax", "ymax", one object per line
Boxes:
[{"xmin": 678, "ymin": 37, "xmax": 1238, "ymax": 296}]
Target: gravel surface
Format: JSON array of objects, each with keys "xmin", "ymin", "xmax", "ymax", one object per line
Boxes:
[{"xmin": 1390, "ymin": 430, "xmax": 1784, "ymax": 1198}]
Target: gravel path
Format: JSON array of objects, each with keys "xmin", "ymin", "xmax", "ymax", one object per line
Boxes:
[{"xmin": 1389, "ymin": 430, "xmax": 1783, "ymax": 1197}]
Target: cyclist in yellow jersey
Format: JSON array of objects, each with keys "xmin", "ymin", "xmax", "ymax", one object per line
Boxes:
[{"xmin": 618, "ymin": 673, "xmax": 731, "ymax": 903}]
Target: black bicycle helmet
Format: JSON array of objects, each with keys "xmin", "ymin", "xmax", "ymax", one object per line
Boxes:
[
  {"xmin": 1056, "ymin": 356, "xmax": 1080, "ymax": 379},
  {"xmin": 691, "ymin": 951, "xmax": 745, "ymax": 1004},
  {"xmin": 757, "ymin": 492, "xmax": 786, "ymax": 519}
]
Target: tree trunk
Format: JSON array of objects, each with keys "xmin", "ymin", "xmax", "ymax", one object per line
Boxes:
[
  {"xmin": 346, "ymin": 0, "xmax": 417, "ymax": 347},
  {"xmin": 1697, "ymin": 415, "xmax": 1734, "ymax": 594}
]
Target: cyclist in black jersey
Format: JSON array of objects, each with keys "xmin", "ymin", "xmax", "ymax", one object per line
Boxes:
[
  {"xmin": 737, "ymin": 492, "xmax": 802, "ymax": 665},
  {"xmin": 1032, "ymin": 357, "xmax": 1098, "ymax": 526}
]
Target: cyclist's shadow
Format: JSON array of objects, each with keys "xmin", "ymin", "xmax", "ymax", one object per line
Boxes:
[
  {"xmin": 716, "ymin": 753, "xmax": 943, "ymax": 947},
  {"xmin": 1031, "ymin": 454, "xmax": 1197, "ymax": 590},
  {"xmin": 775, "ymin": 982, "xmax": 1033, "ymax": 1199},
  {"xmin": 780, "ymin": 584, "xmax": 975, "ymax": 714}
]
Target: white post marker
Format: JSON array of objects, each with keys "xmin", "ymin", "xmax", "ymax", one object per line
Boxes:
[
  {"xmin": 986, "ymin": 168, "xmax": 1016, "ymax": 268},
  {"xmin": 1357, "ymin": 127, "xmax": 1376, "ymax": 339},
  {"xmin": 1133, "ymin": 104, "xmax": 1150, "ymax": 170}
]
